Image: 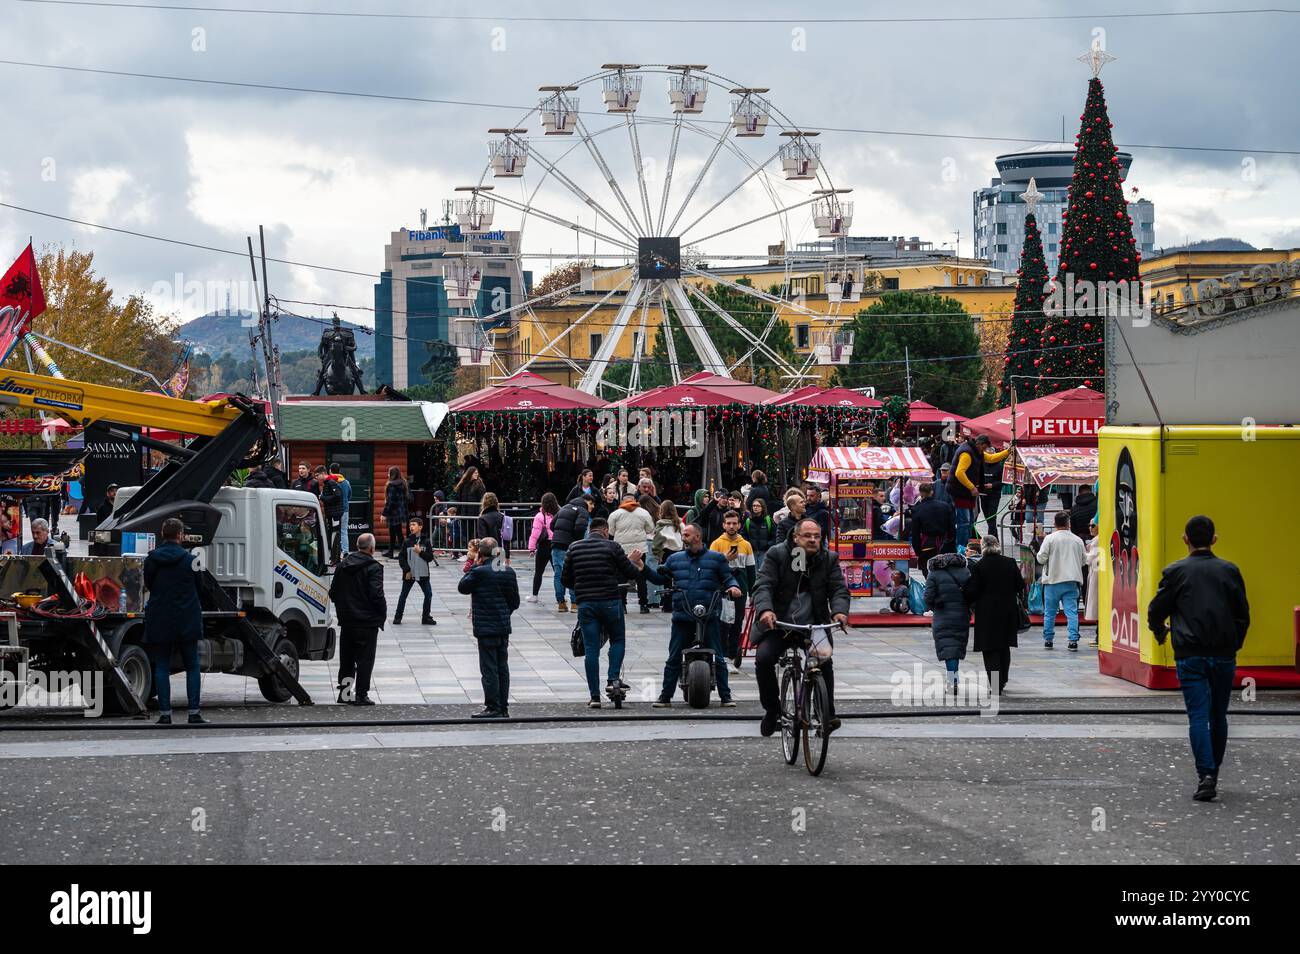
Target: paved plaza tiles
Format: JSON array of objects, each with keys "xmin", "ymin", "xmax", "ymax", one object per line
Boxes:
[{"xmin": 180, "ymin": 554, "xmax": 1148, "ymax": 709}]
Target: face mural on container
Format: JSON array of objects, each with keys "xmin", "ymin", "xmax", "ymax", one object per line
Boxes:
[{"xmin": 1110, "ymin": 447, "xmax": 1140, "ymax": 653}]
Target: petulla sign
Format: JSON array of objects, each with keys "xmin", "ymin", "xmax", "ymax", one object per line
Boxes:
[{"xmin": 1027, "ymin": 416, "xmax": 1104, "ymax": 439}]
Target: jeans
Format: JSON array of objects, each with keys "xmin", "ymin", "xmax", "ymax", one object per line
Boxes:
[
  {"xmin": 150, "ymin": 641, "xmax": 201, "ymax": 714},
  {"xmin": 1041, "ymin": 581, "xmax": 1080, "ymax": 643},
  {"xmin": 577, "ymin": 599, "xmax": 626, "ymax": 699},
  {"xmin": 338, "ymin": 625, "xmax": 379, "ymax": 698},
  {"xmin": 755, "ymin": 633, "xmax": 834, "ymax": 716},
  {"xmin": 477, "ymin": 635, "xmax": 510, "ymax": 712},
  {"xmin": 551, "ymin": 547, "xmax": 573, "ymax": 604},
  {"xmin": 396, "ymin": 576, "xmax": 432, "ymax": 620},
  {"xmin": 955, "ymin": 504, "xmax": 976, "ymax": 548},
  {"xmin": 340, "ymin": 518, "xmax": 350, "ymax": 555},
  {"xmin": 1176, "ymin": 655, "xmax": 1236, "ymax": 777},
  {"xmin": 662, "ymin": 615, "xmax": 731, "ymax": 701}
]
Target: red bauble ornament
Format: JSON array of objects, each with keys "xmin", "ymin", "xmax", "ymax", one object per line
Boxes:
[
  {"xmin": 1085, "ymin": 191, "xmax": 1095, "ymax": 198},
  {"xmin": 1083, "ymin": 322, "xmax": 1092, "ymax": 331},
  {"xmin": 1090, "ymin": 262, "xmax": 1098, "ymax": 270}
]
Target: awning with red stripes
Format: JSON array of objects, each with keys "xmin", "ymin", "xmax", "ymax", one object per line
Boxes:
[{"xmin": 807, "ymin": 445, "xmax": 933, "ymax": 481}]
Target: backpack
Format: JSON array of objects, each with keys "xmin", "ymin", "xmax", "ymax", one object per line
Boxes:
[
  {"xmin": 320, "ymin": 478, "xmax": 342, "ymax": 507},
  {"xmin": 500, "ymin": 512, "xmax": 514, "ymax": 542}
]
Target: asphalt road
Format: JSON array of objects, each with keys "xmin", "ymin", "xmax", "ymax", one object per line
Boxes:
[{"xmin": 2, "ymin": 700, "xmax": 1297, "ymax": 864}]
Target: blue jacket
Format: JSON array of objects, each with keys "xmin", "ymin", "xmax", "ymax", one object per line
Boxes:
[
  {"xmin": 142, "ymin": 542, "xmax": 204, "ymax": 644},
  {"xmin": 655, "ymin": 546, "xmax": 739, "ymax": 623},
  {"xmin": 457, "ymin": 561, "xmax": 520, "ymax": 639}
]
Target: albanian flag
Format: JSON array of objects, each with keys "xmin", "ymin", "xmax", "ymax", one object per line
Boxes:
[{"xmin": 0, "ymin": 243, "xmax": 45, "ymax": 366}]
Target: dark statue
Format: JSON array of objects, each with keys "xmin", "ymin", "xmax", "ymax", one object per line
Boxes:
[{"xmin": 313, "ymin": 312, "xmax": 366, "ymax": 396}]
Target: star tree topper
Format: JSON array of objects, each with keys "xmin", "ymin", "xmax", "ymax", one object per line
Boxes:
[
  {"xmin": 1019, "ymin": 177, "xmax": 1044, "ymax": 214},
  {"xmin": 1077, "ymin": 46, "xmax": 1118, "ymax": 78}
]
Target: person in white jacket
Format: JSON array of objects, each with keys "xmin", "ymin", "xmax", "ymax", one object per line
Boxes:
[
  {"xmin": 1035, "ymin": 510, "xmax": 1087, "ymax": 650},
  {"xmin": 609, "ymin": 493, "xmax": 655, "ymax": 612}
]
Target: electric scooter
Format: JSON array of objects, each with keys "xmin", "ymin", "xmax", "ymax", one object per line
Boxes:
[{"xmin": 662, "ymin": 583, "xmax": 722, "ymax": 709}]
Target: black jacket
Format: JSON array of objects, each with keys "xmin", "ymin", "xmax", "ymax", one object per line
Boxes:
[
  {"xmin": 264, "ymin": 464, "xmax": 289, "ymax": 489},
  {"xmin": 319, "ymin": 477, "xmax": 345, "ymax": 519},
  {"xmin": 741, "ymin": 514, "xmax": 777, "ymax": 555},
  {"xmin": 805, "ymin": 500, "xmax": 832, "ymax": 541},
  {"xmin": 962, "ymin": 551, "xmax": 1024, "ymax": 652},
  {"xmin": 292, "ymin": 476, "xmax": 320, "ymax": 496},
  {"xmin": 910, "ymin": 497, "xmax": 956, "ymax": 557},
  {"xmin": 1147, "ymin": 550, "xmax": 1250, "ymax": 659},
  {"xmin": 458, "ymin": 561, "xmax": 520, "ymax": 638},
  {"xmin": 560, "ymin": 535, "xmax": 641, "ymax": 603},
  {"xmin": 142, "ymin": 542, "xmax": 203, "ymax": 645},
  {"xmin": 328, "ymin": 551, "xmax": 386, "ymax": 628},
  {"xmin": 750, "ymin": 542, "xmax": 851, "ymax": 644},
  {"xmin": 244, "ymin": 469, "xmax": 275, "ymax": 489},
  {"xmin": 1070, "ymin": 491, "xmax": 1097, "ymax": 540},
  {"xmin": 566, "ymin": 483, "xmax": 595, "ymax": 502},
  {"xmin": 550, "ymin": 501, "xmax": 589, "ymax": 549},
  {"xmin": 476, "ymin": 508, "xmax": 510, "ymax": 552}
]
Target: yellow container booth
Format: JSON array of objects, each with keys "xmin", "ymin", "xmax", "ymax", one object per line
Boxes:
[{"xmin": 1098, "ymin": 426, "xmax": 1300, "ymax": 688}]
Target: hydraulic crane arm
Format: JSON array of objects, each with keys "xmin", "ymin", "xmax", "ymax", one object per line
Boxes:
[{"xmin": 0, "ymin": 368, "xmax": 278, "ymax": 544}]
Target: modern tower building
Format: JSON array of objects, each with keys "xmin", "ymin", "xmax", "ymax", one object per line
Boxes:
[{"xmin": 973, "ymin": 142, "xmax": 1155, "ymax": 276}]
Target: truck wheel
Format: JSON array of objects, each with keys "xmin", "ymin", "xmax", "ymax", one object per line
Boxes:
[
  {"xmin": 258, "ymin": 637, "xmax": 299, "ymax": 703},
  {"xmin": 685, "ymin": 659, "xmax": 712, "ymax": 709},
  {"xmin": 106, "ymin": 643, "xmax": 153, "ymax": 715}
]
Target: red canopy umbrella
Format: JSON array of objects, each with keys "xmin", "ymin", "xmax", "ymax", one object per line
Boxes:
[
  {"xmin": 907, "ymin": 400, "xmax": 967, "ymax": 425},
  {"xmin": 448, "ymin": 371, "xmax": 608, "ymax": 411},
  {"xmin": 765, "ymin": 385, "xmax": 882, "ymax": 408},
  {"xmin": 623, "ymin": 371, "xmax": 780, "ymax": 408},
  {"xmin": 962, "ymin": 386, "xmax": 1104, "ymax": 446}
]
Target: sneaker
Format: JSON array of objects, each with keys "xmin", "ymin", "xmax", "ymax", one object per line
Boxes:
[
  {"xmin": 652, "ymin": 696, "xmax": 672, "ymax": 708},
  {"xmin": 639, "ymin": 604, "xmax": 651, "ymax": 614},
  {"xmin": 392, "ymin": 616, "xmax": 403, "ymax": 626},
  {"xmin": 525, "ymin": 595, "xmax": 538, "ymax": 603},
  {"xmin": 759, "ymin": 711, "xmax": 779, "ymax": 737},
  {"xmin": 607, "ymin": 679, "xmax": 631, "ymax": 691},
  {"xmin": 499, "ymin": 709, "xmax": 510, "ymax": 719},
  {"xmin": 187, "ymin": 712, "xmax": 207, "ymax": 725},
  {"xmin": 1194, "ymin": 774, "xmax": 1218, "ymax": 802},
  {"xmin": 1068, "ymin": 640, "xmax": 1079, "ymax": 652},
  {"xmin": 351, "ymin": 694, "xmax": 375, "ymax": 706},
  {"xmin": 557, "ymin": 602, "xmax": 569, "ymax": 613},
  {"xmin": 1043, "ymin": 640, "xmax": 1054, "ymax": 650},
  {"xmin": 156, "ymin": 713, "xmax": 172, "ymax": 726},
  {"xmin": 587, "ymin": 698, "xmax": 602, "ymax": 709},
  {"xmin": 821, "ymin": 716, "xmax": 842, "ymax": 736},
  {"xmin": 471, "ymin": 707, "xmax": 501, "ymax": 719},
  {"xmin": 421, "ymin": 617, "xmax": 437, "ymax": 626},
  {"xmin": 720, "ymin": 698, "xmax": 737, "ymax": 708}
]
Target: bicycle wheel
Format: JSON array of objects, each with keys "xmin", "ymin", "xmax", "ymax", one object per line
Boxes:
[
  {"xmin": 779, "ymin": 666, "xmax": 800, "ymax": 765},
  {"xmin": 802, "ymin": 672, "xmax": 831, "ymax": 776}
]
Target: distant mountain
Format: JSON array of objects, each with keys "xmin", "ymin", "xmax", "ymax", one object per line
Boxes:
[
  {"xmin": 1154, "ymin": 238, "xmax": 1258, "ymax": 255},
  {"xmin": 177, "ymin": 311, "xmax": 375, "ymax": 360}
]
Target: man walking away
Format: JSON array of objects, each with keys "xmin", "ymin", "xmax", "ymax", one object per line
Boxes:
[
  {"xmin": 909, "ymin": 482, "xmax": 955, "ymax": 579},
  {"xmin": 1036, "ymin": 511, "xmax": 1086, "ymax": 650},
  {"xmin": 458, "ymin": 537, "xmax": 520, "ymax": 719},
  {"xmin": 562, "ymin": 517, "xmax": 644, "ymax": 708},
  {"xmin": 1147, "ymin": 515, "xmax": 1250, "ymax": 802},
  {"xmin": 329, "ymin": 532, "xmax": 386, "ymax": 706},
  {"xmin": 550, "ymin": 496, "xmax": 591, "ymax": 612},
  {"xmin": 143, "ymin": 518, "xmax": 205, "ymax": 725}
]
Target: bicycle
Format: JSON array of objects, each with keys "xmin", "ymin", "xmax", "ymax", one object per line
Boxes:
[{"xmin": 773, "ymin": 620, "xmax": 843, "ymax": 776}]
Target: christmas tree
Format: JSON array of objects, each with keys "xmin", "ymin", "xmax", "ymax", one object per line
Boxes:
[
  {"xmin": 1036, "ymin": 50, "xmax": 1140, "ymax": 392},
  {"xmin": 1001, "ymin": 177, "xmax": 1050, "ymax": 403}
]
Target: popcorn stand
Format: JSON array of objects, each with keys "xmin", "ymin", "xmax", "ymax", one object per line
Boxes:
[{"xmin": 806, "ymin": 446, "xmax": 933, "ymax": 616}]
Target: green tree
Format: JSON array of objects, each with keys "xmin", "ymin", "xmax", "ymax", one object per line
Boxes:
[
  {"xmin": 1001, "ymin": 209, "xmax": 1050, "ymax": 402},
  {"xmin": 1037, "ymin": 75, "xmax": 1140, "ymax": 390},
  {"xmin": 835, "ymin": 292, "xmax": 989, "ymax": 417}
]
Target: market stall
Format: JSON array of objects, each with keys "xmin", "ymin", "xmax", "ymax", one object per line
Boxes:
[{"xmin": 807, "ymin": 445, "xmax": 932, "ymax": 623}]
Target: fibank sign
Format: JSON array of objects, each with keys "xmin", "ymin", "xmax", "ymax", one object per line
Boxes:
[{"xmin": 406, "ymin": 227, "xmax": 507, "ymax": 243}]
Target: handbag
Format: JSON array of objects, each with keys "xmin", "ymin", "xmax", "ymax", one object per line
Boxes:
[
  {"xmin": 569, "ymin": 622, "xmax": 585, "ymax": 657},
  {"xmin": 1017, "ymin": 592, "xmax": 1032, "ymax": 633}
]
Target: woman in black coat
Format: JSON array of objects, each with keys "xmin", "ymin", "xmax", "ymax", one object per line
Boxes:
[
  {"xmin": 961, "ymin": 535, "xmax": 1025, "ymax": 694},
  {"xmin": 475, "ymin": 491, "xmax": 511, "ymax": 561}
]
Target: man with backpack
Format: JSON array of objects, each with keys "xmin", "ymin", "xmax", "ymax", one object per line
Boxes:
[
  {"xmin": 549, "ymin": 496, "xmax": 591, "ymax": 613},
  {"xmin": 910, "ymin": 482, "xmax": 957, "ymax": 578},
  {"xmin": 329, "ymin": 463, "xmax": 352, "ymax": 556},
  {"xmin": 316, "ymin": 465, "xmax": 345, "ymax": 565}
]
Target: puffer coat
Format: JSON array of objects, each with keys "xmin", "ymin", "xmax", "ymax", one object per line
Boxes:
[{"xmin": 924, "ymin": 551, "xmax": 971, "ymax": 661}]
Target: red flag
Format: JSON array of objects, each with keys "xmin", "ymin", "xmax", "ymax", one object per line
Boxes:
[{"xmin": 0, "ymin": 243, "xmax": 44, "ymax": 365}]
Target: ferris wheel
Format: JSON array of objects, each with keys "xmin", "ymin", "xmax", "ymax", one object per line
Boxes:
[{"xmin": 448, "ymin": 63, "xmax": 858, "ymax": 394}]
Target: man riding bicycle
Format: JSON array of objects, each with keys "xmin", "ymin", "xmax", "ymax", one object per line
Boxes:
[{"xmin": 750, "ymin": 517, "xmax": 851, "ymax": 737}]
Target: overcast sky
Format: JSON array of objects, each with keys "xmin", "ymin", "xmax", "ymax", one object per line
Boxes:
[{"xmin": 3, "ymin": 0, "xmax": 1297, "ymax": 326}]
